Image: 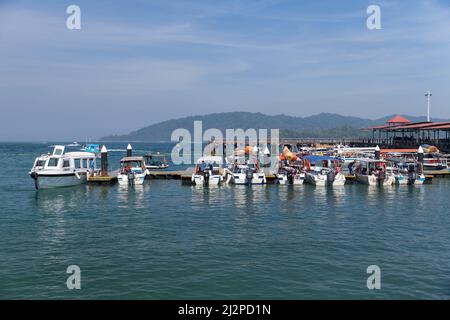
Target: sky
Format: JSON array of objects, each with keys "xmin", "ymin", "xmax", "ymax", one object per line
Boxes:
[{"xmin": 0, "ymin": 0, "xmax": 450, "ymax": 141}]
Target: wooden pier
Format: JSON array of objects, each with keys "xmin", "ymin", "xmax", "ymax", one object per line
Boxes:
[
  {"xmin": 344, "ymin": 174, "xmax": 433, "ymax": 183},
  {"xmin": 146, "ymin": 167, "xmax": 278, "ymax": 185},
  {"xmin": 87, "ymin": 170, "xmax": 119, "ymax": 184}
]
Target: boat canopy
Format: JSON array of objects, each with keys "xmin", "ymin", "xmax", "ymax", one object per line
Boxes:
[
  {"xmin": 120, "ymin": 156, "xmax": 145, "ymax": 163},
  {"xmin": 65, "ymin": 152, "xmax": 97, "ymax": 159},
  {"xmin": 355, "ymin": 158, "xmax": 387, "ymax": 163},
  {"xmin": 85, "ymin": 144, "xmax": 101, "ymax": 153},
  {"xmin": 303, "ymin": 155, "xmax": 339, "ymax": 162}
]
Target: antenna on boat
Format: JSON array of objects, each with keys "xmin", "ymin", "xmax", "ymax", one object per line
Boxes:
[{"xmin": 425, "ymin": 90, "xmax": 432, "ymax": 122}]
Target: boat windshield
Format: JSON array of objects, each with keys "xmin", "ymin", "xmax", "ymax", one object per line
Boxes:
[
  {"xmin": 47, "ymin": 158, "xmax": 59, "ymax": 167},
  {"xmin": 121, "ymin": 161, "xmax": 143, "ymax": 168}
]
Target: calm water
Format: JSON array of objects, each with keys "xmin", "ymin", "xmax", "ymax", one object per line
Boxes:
[{"xmin": 1, "ymin": 142, "xmax": 450, "ymax": 299}]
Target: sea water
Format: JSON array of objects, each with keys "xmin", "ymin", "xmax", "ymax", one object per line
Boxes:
[{"xmin": 0, "ymin": 142, "xmax": 449, "ymax": 299}]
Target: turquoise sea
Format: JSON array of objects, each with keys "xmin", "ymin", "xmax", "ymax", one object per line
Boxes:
[{"xmin": 1, "ymin": 142, "xmax": 450, "ymax": 299}]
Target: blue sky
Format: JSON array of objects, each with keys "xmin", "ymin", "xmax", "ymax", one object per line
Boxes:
[{"xmin": 1, "ymin": 0, "xmax": 450, "ymax": 140}]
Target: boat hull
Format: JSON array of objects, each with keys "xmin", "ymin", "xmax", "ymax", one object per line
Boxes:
[
  {"xmin": 192, "ymin": 174, "xmax": 222, "ymax": 186},
  {"xmin": 305, "ymin": 172, "xmax": 326, "ymax": 186},
  {"xmin": 277, "ymin": 173, "xmax": 305, "ymax": 185},
  {"xmin": 395, "ymin": 174, "xmax": 426, "ymax": 185},
  {"xmin": 332, "ymin": 173, "xmax": 346, "ymax": 186},
  {"xmin": 233, "ymin": 173, "xmax": 266, "ymax": 185},
  {"xmin": 33, "ymin": 172, "xmax": 86, "ymax": 190},
  {"xmin": 118, "ymin": 173, "xmax": 146, "ymax": 186},
  {"xmin": 356, "ymin": 173, "xmax": 395, "ymax": 186}
]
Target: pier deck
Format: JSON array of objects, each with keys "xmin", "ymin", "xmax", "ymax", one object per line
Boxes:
[
  {"xmin": 87, "ymin": 169, "xmax": 440, "ymax": 186},
  {"xmin": 87, "ymin": 170, "xmax": 119, "ymax": 184},
  {"xmin": 147, "ymin": 167, "xmax": 278, "ymax": 185},
  {"xmin": 345, "ymin": 174, "xmax": 433, "ymax": 183}
]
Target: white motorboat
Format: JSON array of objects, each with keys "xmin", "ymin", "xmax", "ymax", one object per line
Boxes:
[
  {"xmin": 192, "ymin": 156, "xmax": 223, "ymax": 186},
  {"xmin": 354, "ymin": 159, "xmax": 395, "ymax": 186},
  {"xmin": 389, "ymin": 161, "xmax": 426, "ymax": 185},
  {"xmin": 303, "ymin": 155, "xmax": 346, "ymax": 186},
  {"xmin": 276, "ymin": 160, "xmax": 305, "ymax": 185},
  {"xmin": 231, "ymin": 162, "xmax": 267, "ymax": 185},
  {"xmin": 144, "ymin": 153, "xmax": 169, "ymax": 170},
  {"xmin": 226, "ymin": 154, "xmax": 266, "ymax": 185},
  {"xmin": 422, "ymin": 154, "xmax": 449, "ymax": 173},
  {"xmin": 276, "ymin": 147, "xmax": 304, "ymax": 185},
  {"xmin": 29, "ymin": 145, "xmax": 98, "ymax": 190},
  {"xmin": 117, "ymin": 156, "xmax": 148, "ymax": 186}
]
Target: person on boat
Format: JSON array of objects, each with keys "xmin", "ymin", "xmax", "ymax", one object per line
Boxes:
[
  {"xmin": 199, "ymin": 160, "xmax": 206, "ymax": 173},
  {"xmin": 89, "ymin": 159, "xmax": 95, "ymax": 175},
  {"xmin": 348, "ymin": 161, "xmax": 355, "ymax": 175},
  {"xmin": 209, "ymin": 162, "xmax": 214, "ymax": 174}
]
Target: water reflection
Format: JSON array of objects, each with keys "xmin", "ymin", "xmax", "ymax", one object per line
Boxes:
[
  {"xmin": 32, "ymin": 186, "xmax": 86, "ymax": 215},
  {"xmin": 31, "ymin": 186, "xmax": 87, "ymax": 249},
  {"xmin": 329, "ymin": 186, "xmax": 346, "ymax": 208},
  {"xmin": 190, "ymin": 185, "xmax": 226, "ymax": 210},
  {"xmin": 117, "ymin": 184, "xmax": 148, "ymax": 209},
  {"xmin": 231, "ymin": 185, "xmax": 268, "ymax": 211}
]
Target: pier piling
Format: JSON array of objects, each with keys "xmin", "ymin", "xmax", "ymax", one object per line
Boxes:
[
  {"xmin": 127, "ymin": 144, "xmax": 132, "ymax": 157},
  {"xmin": 101, "ymin": 145, "xmax": 108, "ymax": 176}
]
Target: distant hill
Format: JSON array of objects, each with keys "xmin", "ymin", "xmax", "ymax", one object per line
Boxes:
[{"xmin": 99, "ymin": 112, "xmax": 446, "ymax": 141}]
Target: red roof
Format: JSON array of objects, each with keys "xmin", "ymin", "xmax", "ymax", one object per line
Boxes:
[
  {"xmin": 387, "ymin": 115, "xmax": 411, "ymax": 124},
  {"xmin": 425, "ymin": 123, "xmax": 450, "ymax": 130},
  {"xmin": 386, "ymin": 121, "xmax": 450, "ymax": 130},
  {"xmin": 364, "ymin": 123, "xmax": 405, "ymax": 130}
]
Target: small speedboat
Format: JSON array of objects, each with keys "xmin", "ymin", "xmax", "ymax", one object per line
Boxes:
[
  {"xmin": 276, "ymin": 161, "xmax": 305, "ymax": 185},
  {"xmin": 303, "ymin": 155, "xmax": 346, "ymax": 186},
  {"xmin": 29, "ymin": 145, "xmax": 98, "ymax": 190},
  {"xmin": 192, "ymin": 156, "xmax": 223, "ymax": 186},
  {"xmin": 390, "ymin": 162, "xmax": 426, "ymax": 185},
  {"xmin": 117, "ymin": 156, "xmax": 148, "ymax": 186},
  {"xmin": 232, "ymin": 162, "xmax": 266, "ymax": 185},
  {"xmin": 354, "ymin": 159, "xmax": 395, "ymax": 186},
  {"xmin": 144, "ymin": 153, "xmax": 169, "ymax": 170}
]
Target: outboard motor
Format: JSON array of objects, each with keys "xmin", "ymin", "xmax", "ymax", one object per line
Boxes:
[
  {"xmin": 327, "ymin": 170, "xmax": 335, "ymax": 185},
  {"xmin": 408, "ymin": 169, "xmax": 416, "ymax": 185},
  {"xmin": 127, "ymin": 171, "xmax": 135, "ymax": 186},
  {"xmin": 245, "ymin": 168, "xmax": 253, "ymax": 184},
  {"xmin": 204, "ymin": 171, "xmax": 210, "ymax": 186},
  {"xmin": 287, "ymin": 170, "xmax": 294, "ymax": 184},
  {"xmin": 378, "ymin": 170, "xmax": 386, "ymax": 185}
]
